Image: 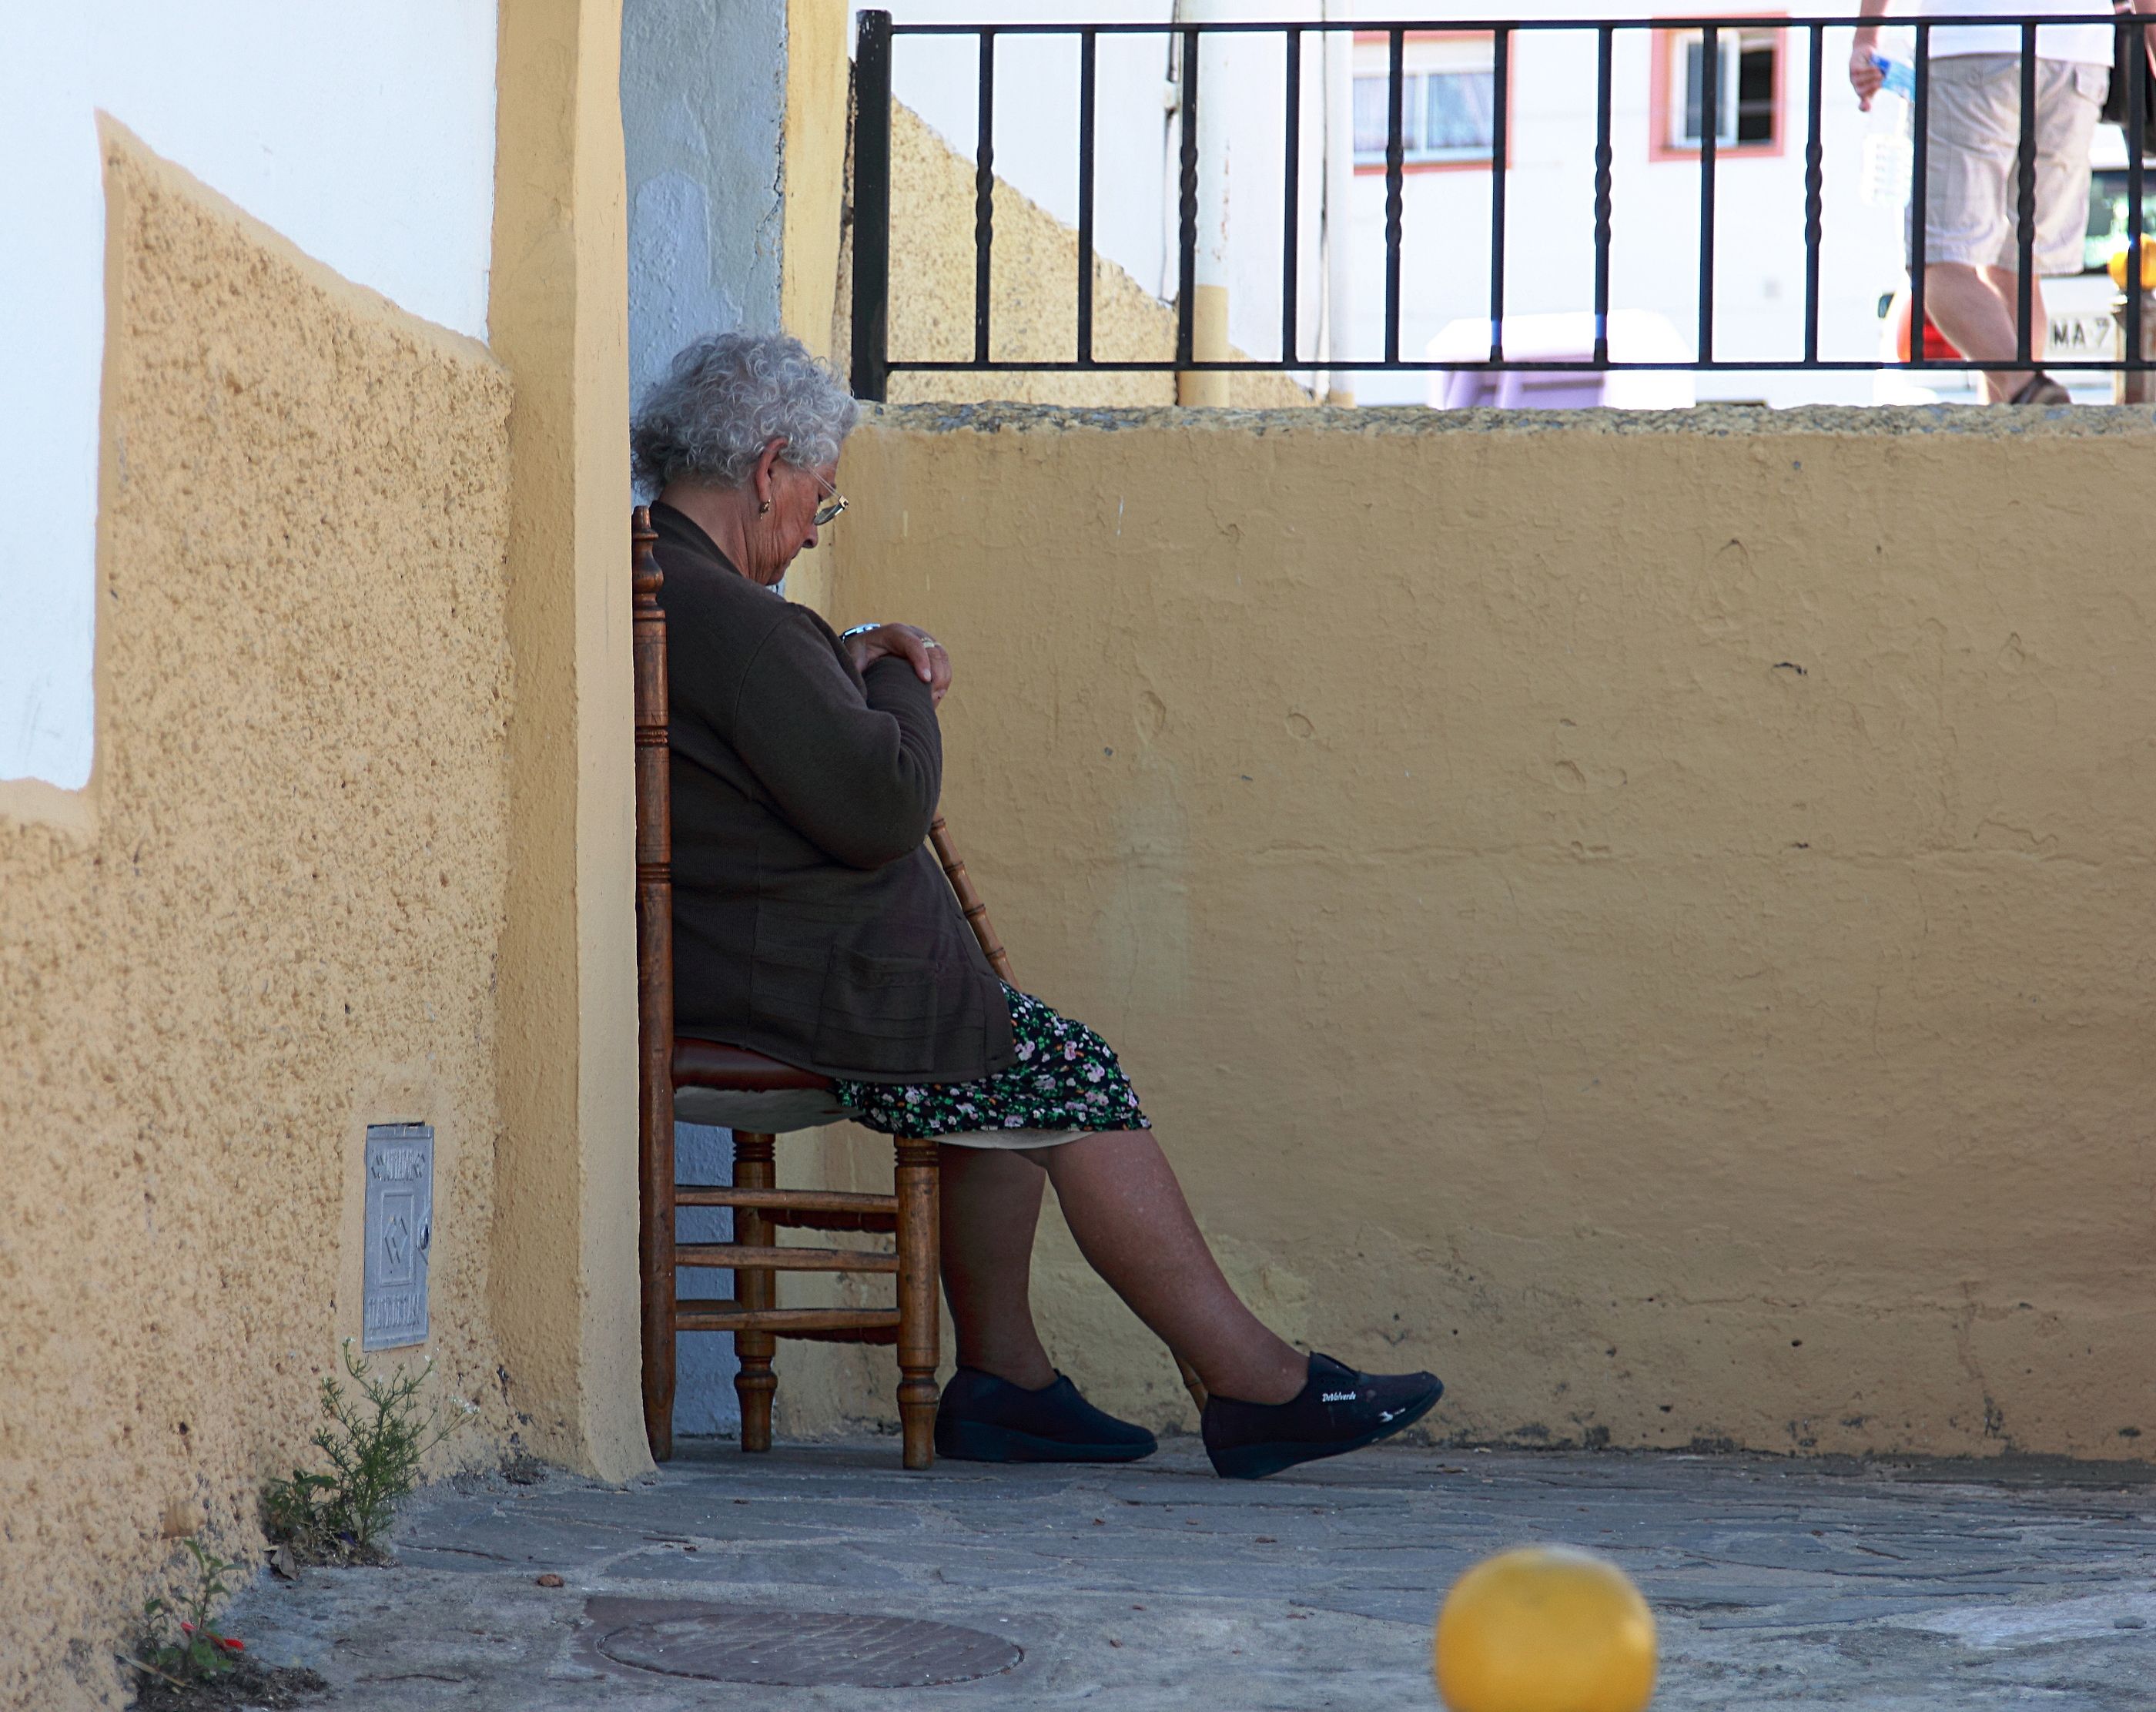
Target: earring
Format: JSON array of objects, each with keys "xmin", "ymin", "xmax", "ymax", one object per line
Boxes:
[{"xmin": 758, "ymin": 500, "xmax": 771, "ymax": 514}]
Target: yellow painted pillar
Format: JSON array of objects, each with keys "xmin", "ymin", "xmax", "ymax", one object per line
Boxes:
[
  {"xmin": 1178, "ymin": 286, "xmax": 1232, "ymax": 407},
  {"xmin": 784, "ymin": 0, "xmax": 850, "ymax": 361},
  {"xmin": 487, "ymin": 0, "xmax": 651, "ymax": 1481},
  {"xmin": 779, "ymin": 0, "xmax": 852, "ymax": 622}
]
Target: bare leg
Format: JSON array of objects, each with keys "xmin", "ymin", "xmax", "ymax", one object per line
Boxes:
[
  {"xmin": 1922, "ymin": 261, "xmax": 2041, "ymax": 401},
  {"xmin": 1042, "ymin": 1131, "xmax": 1304, "ymax": 1405},
  {"xmin": 937, "ymin": 1132, "xmax": 1306, "ymax": 1405},
  {"xmin": 937, "ymin": 1144, "xmax": 1056, "ymax": 1389},
  {"xmin": 1996, "ymin": 266, "xmax": 2046, "ymax": 393}
]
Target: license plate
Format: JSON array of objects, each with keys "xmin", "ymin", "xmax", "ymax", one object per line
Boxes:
[{"xmin": 2046, "ymin": 311, "xmax": 2117, "ymax": 362}]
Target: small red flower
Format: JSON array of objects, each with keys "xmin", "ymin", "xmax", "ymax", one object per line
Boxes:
[
  {"xmin": 179, "ymin": 1622, "xmax": 195, "ymax": 1634},
  {"xmin": 219, "ymin": 1637, "xmax": 244, "ymax": 1653}
]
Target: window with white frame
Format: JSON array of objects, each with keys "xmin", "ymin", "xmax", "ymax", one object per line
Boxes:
[
  {"xmin": 1351, "ymin": 37, "xmax": 1497, "ymax": 165},
  {"xmin": 1669, "ymin": 27, "xmax": 1778, "ymax": 149}
]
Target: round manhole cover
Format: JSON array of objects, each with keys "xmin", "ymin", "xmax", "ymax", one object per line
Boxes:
[{"xmin": 596, "ymin": 1608, "xmax": 1023, "ymax": 1688}]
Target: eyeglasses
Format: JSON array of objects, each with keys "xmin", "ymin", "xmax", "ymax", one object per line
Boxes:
[{"xmin": 809, "ymin": 469, "xmax": 848, "ymax": 528}]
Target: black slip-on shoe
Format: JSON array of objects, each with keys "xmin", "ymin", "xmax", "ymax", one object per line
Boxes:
[
  {"xmin": 934, "ymin": 1366, "xmax": 1158, "ymax": 1464},
  {"xmin": 1202, "ymin": 1352, "xmax": 1443, "ymax": 1481}
]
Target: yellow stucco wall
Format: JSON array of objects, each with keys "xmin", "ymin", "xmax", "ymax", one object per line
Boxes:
[
  {"xmin": 0, "ymin": 128, "xmax": 517, "ymax": 1711},
  {"xmin": 829, "ymin": 101, "xmax": 1314, "ymax": 411},
  {"xmin": 816, "ymin": 402, "xmax": 2156, "ymax": 1462}
]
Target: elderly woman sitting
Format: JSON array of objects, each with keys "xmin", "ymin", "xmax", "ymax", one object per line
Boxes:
[{"xmin": 633, "ymin": 330, "xmax": 1440, "ymax": 1479}]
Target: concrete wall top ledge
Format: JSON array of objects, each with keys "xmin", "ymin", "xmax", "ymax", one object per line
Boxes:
[{"xmin": 867, "ymin": 400, "xmax": 2156, "ymax": 440}]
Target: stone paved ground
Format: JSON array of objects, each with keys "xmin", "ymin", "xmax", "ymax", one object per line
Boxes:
[{"xmin": 223, "ymin": 1438, "xmax": 2156, "ymax": 1710}]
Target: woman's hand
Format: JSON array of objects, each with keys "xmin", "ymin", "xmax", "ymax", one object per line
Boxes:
[{"xmin": 845, "ymin": 622, "xmax": 952, "ymax": 704}]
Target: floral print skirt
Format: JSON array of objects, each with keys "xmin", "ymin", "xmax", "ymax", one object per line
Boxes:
[{"xmin": 831, "ymin": 987, "xmax": 1151, "ymax": 1143}]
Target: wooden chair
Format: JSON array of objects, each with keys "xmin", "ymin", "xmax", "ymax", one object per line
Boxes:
[
  {"xmin": 634, "ymin": 506, "xmax": 973, "ymax": 1469},
  {"xmin": 632, "ymin": 506, "xmax": 1210, "ymax": 1470}
]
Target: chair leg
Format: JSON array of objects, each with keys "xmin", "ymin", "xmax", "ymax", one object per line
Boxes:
[
  {"xmin": 732, "ymin": 1131, "xmax": 778, "ymax": 1453},
  {"xmin": 641, "ymin": 1101, "xmax": 678, "ymax": 1464},
  {"xmin": 893, "ymin": 1137, "xmax": 941, "ymax": 1470}
]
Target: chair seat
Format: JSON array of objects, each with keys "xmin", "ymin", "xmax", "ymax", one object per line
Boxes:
[
  {"xmin": 674, "ymin": 1036, "xmax": 832, "ymax": 1091},
  {"xmin": 671, "ymin": 1035, "xmax": 859, "ymax": 1132}
]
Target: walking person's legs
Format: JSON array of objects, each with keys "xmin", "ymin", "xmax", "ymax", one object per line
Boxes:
[
  {"xmin": 1916, "ymin": 53, "xmax": 2102, "ymax": 402},
  {"xmin": 1920, "ymin": 263, "xmax": 2045, "ymax": 400}
]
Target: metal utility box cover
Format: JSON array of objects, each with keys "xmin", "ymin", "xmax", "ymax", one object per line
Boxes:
[{"xmin": 363, "ymin": 1123, "xmax": 433, "ymax": 1350}]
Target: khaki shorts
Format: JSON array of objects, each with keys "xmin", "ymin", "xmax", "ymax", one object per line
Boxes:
[{"xmin": 1914, "ymin": 55, "xmax": 2109, "ymax": 276}]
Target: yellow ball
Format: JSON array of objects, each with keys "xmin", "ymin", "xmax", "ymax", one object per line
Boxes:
[{"xmin": 1434, "ymin": 1547, "xmax": 1657, "ymax": 1712}]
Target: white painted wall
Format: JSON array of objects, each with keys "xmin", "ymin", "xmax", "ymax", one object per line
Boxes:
[{"xmin": 0, "ymin": 2, "xmax": 500, "ymax": 791}]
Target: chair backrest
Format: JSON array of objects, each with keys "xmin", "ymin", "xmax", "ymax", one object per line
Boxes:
[
  {"xmin": 631, "ymin": 504, "xmax": 672, "ymax": 1070},
  {"xmin": 631, "ymin": 508, "xmax": 675, "ymax": 1439},
  {"xmin": 927, "ymin": 818, "xmax": 1012, "ymax": 983}
]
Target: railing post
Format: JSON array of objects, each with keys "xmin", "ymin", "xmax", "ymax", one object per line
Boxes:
[
  {"xmin": 1176, "ymin": 25, "xmax": 1199, "ymax": 371},
  {"xmin": 1281, "ymin": 24, "xmax": 1302, "ymax": 367},
  {"xmin": 2129, "ymin": 12, "xmax": 2147, "ymax": 390},
  {"xmin": 1384, "ymin": 26, "xmax": 1405, "ymax": 366},
  {"xmin": 1697, "ymin": 24, "xmax": 1717, "ymax": 367},
  {"xmin": 850, "ymin": 8, "xmax": 893, "ymax": 403},
  {"xmin": 1910, "ymin": 22, "xmax": 1930, "ymax": 379},
  {"xmin": 1803, "ymin": 22, "xmax": 1824, "ymax": 367},
  {"xmin": 973, "ymin": 27, "xmax": 997, "ymax": 367},
  {"xmin": 1489, "ymin": 25, "xmax": 1510, "ymax": 365},
  {"xmin": 1076, "ymin": 28, "xmax": 1097, "ymax": 367},
  {"xmin": 1592, "ymin": 24, "xmax": 1614, "ymax": 367}
]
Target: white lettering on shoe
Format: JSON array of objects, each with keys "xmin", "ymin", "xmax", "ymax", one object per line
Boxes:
[{"xmin": 1321, "ymin": 1391, "xmax": 1359, "ymax": 1404}]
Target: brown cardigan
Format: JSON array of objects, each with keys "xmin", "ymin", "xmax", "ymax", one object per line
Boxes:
[{"xmin": 651, "ymin": 502, "xmax": 1015, "ymax": 1084}]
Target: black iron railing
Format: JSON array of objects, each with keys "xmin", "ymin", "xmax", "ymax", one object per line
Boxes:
[{"xmin": 847, "ymin": 12, "xmax": 2154, "ymax": 400}]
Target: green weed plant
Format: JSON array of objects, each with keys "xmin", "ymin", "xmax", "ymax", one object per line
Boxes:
[
  {"xmin": 263, "ymin": 1339, "xmax": 474, "ymax": 1563},
  {"xmin": 133, "ymin": 1537, "xmax": 244, "ymax": 1686}
]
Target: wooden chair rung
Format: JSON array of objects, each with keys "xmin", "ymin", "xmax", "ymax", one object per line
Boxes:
[
  {"xmin": 770, "ymin": 1208, "xmax": 897, "ymax": 1234},
  {"xmin": 675, "ymin": 1242, "xmax": 899, "ymax": 1275},
  {"xmin": 674, "ymin": 1304, "xmax": 904, "ymax": 1335},
  {"xmin": 781, "ymin": 1323, "xmax": 902, "ymax": 1346},
  {"xmin": 676, "ymin": 1315, "xmax": 899, "ymax": 1345},
  {"xmin": 675, "ymin": 1185, "xmax": 899, "ymax": 1215}
]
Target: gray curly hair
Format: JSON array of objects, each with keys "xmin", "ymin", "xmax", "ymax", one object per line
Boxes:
[{"xmin": 631, "ymin": 330, "xmax": 859, "ymax": 494}]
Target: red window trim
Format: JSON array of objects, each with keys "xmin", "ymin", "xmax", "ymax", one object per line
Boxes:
[
  {"xmin": 1349, "ymin": 28, "xmax": 1515, "ymax": 177},
  {"xmin": 1647, "ymin": 14, "xmax": 1789, "ymax": 165}
]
